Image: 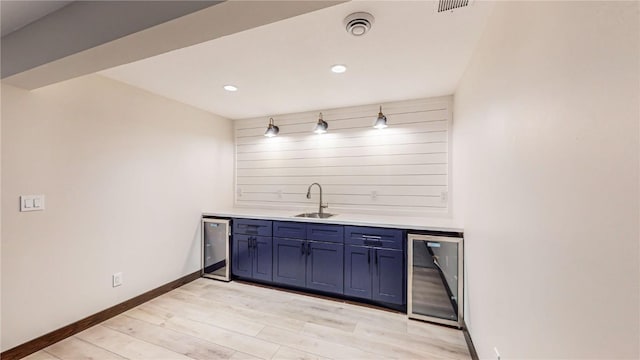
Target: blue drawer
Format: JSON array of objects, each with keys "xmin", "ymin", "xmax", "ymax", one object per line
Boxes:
[
  {"xmin": 234, "ymin": 233, "xmax": 272, "ymax": 244},
  {"xmin": 273, "ymin": 221, "xmax": 307, "ymax": 239},
  {"xmin": 233, "ymin": 218, "xmax": 272, "ymax": 236},
  {"xmin": 344, "ymin": 226, "xmax": 403, "ymax": 250},
  {"xmin": 307, "ymin": 224, "xmax": 344, "ymax": 243}
]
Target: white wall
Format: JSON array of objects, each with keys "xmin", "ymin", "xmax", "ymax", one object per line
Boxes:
[
  {"xmin": 0, "ymin": 71, "xmax": 3, "ymax": 350},
  {"xmin": 0, "ymin": 75, "xmax": 234, "ymax": 350},
  {"xmin": 235, "ymin": 97, "xmax": 452, "ymax": 216},
  {"xmin": 453, "ymin": 1, "xmax": 639, "ymax": 358}
]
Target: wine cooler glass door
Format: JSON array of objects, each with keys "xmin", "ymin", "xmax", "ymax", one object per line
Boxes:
[
  {"xmin": 202, "ymin": 218, "xmax": 231, "ymax": 281},
  {"xmin": 408, "ymin": 234, "xmax": 463, "ymax": 328}
]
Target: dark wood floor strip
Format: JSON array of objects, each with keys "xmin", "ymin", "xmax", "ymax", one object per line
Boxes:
[
  {"xmin": 463, "ymin": 320, "xmax": 479, "ymax": 360},
  {"xmin": 0, "ymin": 270, "xmax": 201, "ymax": 360}
]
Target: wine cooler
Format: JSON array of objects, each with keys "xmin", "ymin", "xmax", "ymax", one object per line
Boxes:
[{"xmin": 408, "ymin": 233, "xmax": 463, "ymax": 328}]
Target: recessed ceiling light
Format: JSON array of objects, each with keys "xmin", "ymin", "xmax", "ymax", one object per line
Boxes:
[
  {"xmin": 223, "ymin": 85, "xmax": 238, "ymax": 92},
  {"xmin": 331, "ymin": 64, "xmax": 347, "ymax": 74}
]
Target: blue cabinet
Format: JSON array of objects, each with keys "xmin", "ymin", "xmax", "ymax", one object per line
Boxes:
[
  {"xmin": 232, "ymin": 234, "xmax": 253, "ymax": 278},
  {"xmin": 274, "ymin": 221, "xmax": 307, "ymax": 239},
  {"xmin": 345, "ymin": 226, "xmax": 403, "ymax": 249},
  {"xmin": 232, "ymin": 220, "xmax": 272, "ymax": 281},
  {"xmin": 233, "ymin": 219, "xmax": 272, "ymax": 237},
  {"xmin": 307, "ymin": 223, "xmax": 344, "ymax": 243},
  {"xmin": 372, "ymin": 248, "xmax": 404, "ymax": 304},
  {"xmin": 306, "ymin": 241, "xmax": 344, "ymax": 294},
  {"xmin": 272, "ymin": 222, "xmax": 344, "ymax": 295},
  {"xmin": 231, "ymin": 219, "xmax": 405, "ymax": 309},
  {"xmin": 344, "ymin": 226, "xmax": 405, "ymax": 306},
  {"xmin": 344, "ymin": 245, "xmax": 372, "ymax": 299},
  {"xmin": 273, "ymin": 237, "xmax": 306, "ymax": 287},
  {"xmin": 253, "ymin": 235, "xmax": 273, "ymax": 281}
]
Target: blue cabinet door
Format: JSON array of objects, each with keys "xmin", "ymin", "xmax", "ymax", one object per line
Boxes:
[
  {"xmin": 232, "ymin": 234, "xmax": 252, "ymax": 278},
  {"xmin": 306, "ymin": 241, "xmax": 344, "ymax": 295},
  {"xmin": 273, "ymin": 238, "xmax": 306, "ymax": 287},
  {"xmin": 344, "ymin": 245, "xmax": 372, "ymax": 300},
  {"xmin": 252, "ymin": 235, "xmax": 273, "ymax": 282},
  {"xmin": 372, "ymin": 248, "xmax": 404, "ymax": 305}
]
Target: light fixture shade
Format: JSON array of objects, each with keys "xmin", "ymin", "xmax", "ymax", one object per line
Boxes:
[
  {"xmin": 264, "ymin": 118, "xmax": 279, "ymax": 137},
  {"xmin": 374, "ymin": 106, "xmax": 388, "ymax": 129},
  {"xmin": 314, "ymin": 112, "xmax": 328, "ymax": 134}
]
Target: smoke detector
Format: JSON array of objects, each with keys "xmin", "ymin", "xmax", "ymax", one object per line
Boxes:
[{"xmin": 344, "ymin": 12, "xmax": 374, "ymax": 37}]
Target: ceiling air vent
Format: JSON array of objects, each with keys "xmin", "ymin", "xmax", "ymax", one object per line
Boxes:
[
  {"xmin": 344, "ymin": 12, "xmax": 374, "ymax": 37},
  {"xmin": 438, "ymin": 0, "xmax": 472, "ymax": 12}
]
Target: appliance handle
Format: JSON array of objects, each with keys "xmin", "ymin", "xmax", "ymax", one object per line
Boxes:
[{"xmin": 432, "ymin": 255, "xmax": 442, "ymax": 270}]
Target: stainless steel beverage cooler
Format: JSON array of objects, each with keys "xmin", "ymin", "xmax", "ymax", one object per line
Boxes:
[
  {"xmin": 202, "ymin": 218, "xmax": 231, "ymax": 281},
  {"xmin": 408, "ymin": 234, "xmax": 463, "ymax": 328}
]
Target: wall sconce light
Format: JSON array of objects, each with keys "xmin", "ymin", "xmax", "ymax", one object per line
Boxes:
[
  {"xmin": 264, "ymin": 117, "xmax": 279, "ymax": 137},
  {"xmin": 374, "ymin": 105, "xmax": 388, "ymax": 129},
  {"xmin": 314, "ymin": 112, "xmax": 328, "ymax": 134}
]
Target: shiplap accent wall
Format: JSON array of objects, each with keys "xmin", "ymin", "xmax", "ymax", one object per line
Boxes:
[{"xmin": 234, "ymin": 96, "xmax": 452, "ymax": 216}]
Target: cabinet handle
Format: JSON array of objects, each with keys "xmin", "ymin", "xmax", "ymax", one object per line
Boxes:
[
  {"xmin": 367, "ymin": 248, "xmax": 371, "ymax": 265},
  {"xmin": 362, "ymin": 235, "xmax": 382, "ymax": 240},
  {"xmin": 306, "ymin": 242, "xmax": 311, "ymax": 256},
  {"xmin": 301, "ymin": 242, "xmax": 305, "ymax": 255}
]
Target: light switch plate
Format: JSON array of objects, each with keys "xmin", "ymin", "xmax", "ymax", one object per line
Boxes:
[
  {"xmin": 112, "ymin": 272, "xmax": 123, "ymax": 287},
  {"xmin": 20, "ymin": 195, "xmax": 45, "ymax": 212}
]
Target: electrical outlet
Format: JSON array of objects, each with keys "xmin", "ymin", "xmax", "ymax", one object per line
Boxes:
[
  {"xmin": 494, "ymin": 347, "xmax": 501, "ymax": 360},
  {"xmin": 20, "ymin": 195, "xmax": 45, "ymax": 212},
  {"xmin": 112, "ymin": 272, "xmax": 123, "ymax": 287}
]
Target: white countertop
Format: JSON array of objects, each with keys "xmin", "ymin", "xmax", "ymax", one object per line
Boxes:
[{"xmin": 202, "ymin": 208, "xmax": 463, "ymax": 233}]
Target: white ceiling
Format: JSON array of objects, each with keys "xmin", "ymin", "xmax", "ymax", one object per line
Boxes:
[
  {"xmin": 0, "ymin": 0, "xmax": 73, "ymax": 37},
  {"xmin": 100, "ymin": 1, "xmax": 494, "ymax": 120}
]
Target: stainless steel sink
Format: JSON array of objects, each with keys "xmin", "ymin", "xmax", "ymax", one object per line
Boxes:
[{"xmin": 294, "ymin": 212, "xmax": 335, "ymax": 219}]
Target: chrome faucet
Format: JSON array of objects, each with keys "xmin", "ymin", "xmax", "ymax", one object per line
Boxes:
[{"xmin": 306, "ymin": 182, "xmax": 328, "ymax": 215}]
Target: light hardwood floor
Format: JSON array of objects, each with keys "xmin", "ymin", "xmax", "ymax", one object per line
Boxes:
[{"xmin": 25, "ymin": 278, "xmax": 471, "ymax": 360}]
